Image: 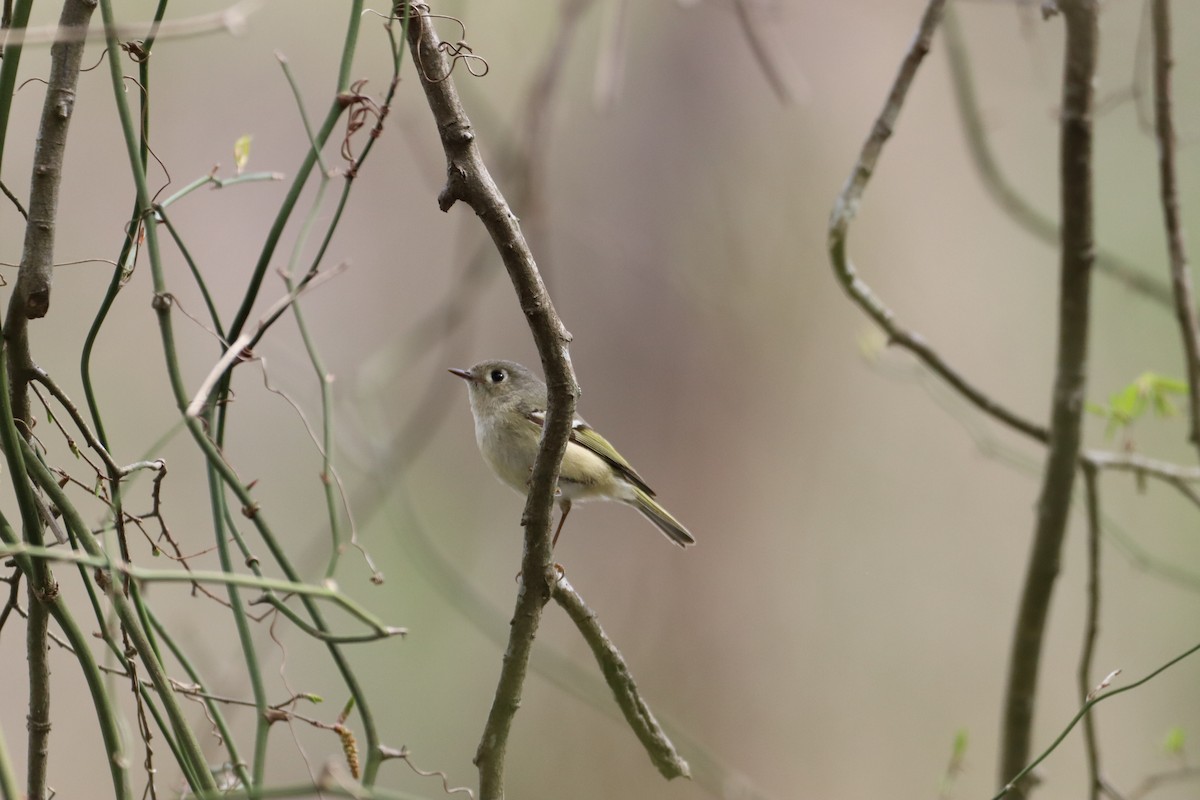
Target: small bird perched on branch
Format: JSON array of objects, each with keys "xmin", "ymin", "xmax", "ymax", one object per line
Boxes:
[{"xmin": 449, "ymin": 360, "xmax": 695, "ymax": 548}]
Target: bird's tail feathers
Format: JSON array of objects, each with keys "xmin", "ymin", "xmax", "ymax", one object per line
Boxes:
[{"xmin": 630, "ymin": 488, "xmax": 695, "ymax": 548}]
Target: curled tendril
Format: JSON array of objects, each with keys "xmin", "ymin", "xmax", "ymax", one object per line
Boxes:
[
  {"xmin": 338, "ymin": 78, "xmax": 387, "ymax": 169},
  {"xmin": 380, "ymin": 745, "xmax": 475, "ymax": 799},
  {"xmin": 401, "ymin": 2, "xmax": 490, "ymax": 83},
  {"xmin": 121, "ymin": 40, "xmax": 150, "ymax": 63}
]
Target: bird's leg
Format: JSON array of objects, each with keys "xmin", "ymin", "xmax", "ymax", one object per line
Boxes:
[{"xmin": 552, "ymin": 498, "xmax": 572, "ymax": 548}]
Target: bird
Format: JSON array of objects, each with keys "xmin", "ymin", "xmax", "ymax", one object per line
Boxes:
[{"xmin": 449, "ymin": 360, "xmax": 695, "ymax": 548}]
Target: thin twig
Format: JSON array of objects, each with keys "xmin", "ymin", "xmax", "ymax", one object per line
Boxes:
[
  {"xmin": 999, "ymin": 3, "xmax": 1099, "ymax": 798},
  {"xmin": 1149, "ymin": 0, "xmax": 1200, "ymax": 449},
  {"xmin": 379, "ymin": 745, "xmax": 475, "ymax": 799},
  {"xmin": 0, "ymin": 177, "xmax": 26, "ymax": 219},
  {"xmin": 184, "ymin": 262, "xmax": 348, "ymax": 417},
  {"xmin": 552, "ymin": 575, "xmax": 690, "ymax": 779},
  {"xmin": 992, "ymin": 638, "xmax": 1200, "ymax": 800},
  {"xmin": 1078, "ymin": 463, "xmax": 1103, "ymax": 800},
  {"xmin": 827, "ymin": 0, "xmax": 1047, "ymax": 446},
  {"xmin": 403, "ymin": 5, "xmax": 577, "ymax": 799},
  {"xmin": 29, "ymin": 366, "xmax": 121, "ymax": 476},
  {"xmin": 1084, "ymin": 449, "xmax": 1200, "ymax": 514},
  {"xmin": 1083, "ymin": 449, "xmax": 1200, "ymax": 481}
]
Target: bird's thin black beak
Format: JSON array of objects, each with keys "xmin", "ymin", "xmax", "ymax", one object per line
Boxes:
[{"xmin": 448, "ymin": 368, "xmax": 473, "ymax": 382}]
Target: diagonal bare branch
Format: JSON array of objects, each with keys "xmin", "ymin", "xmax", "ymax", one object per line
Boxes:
[
  {"xmin": 827, "ymin": 0, "xmax": 1047, "ymax": 445},
  {"xmin": 552, "ymin": 574, "xmax": 690, "ymax": 780}
]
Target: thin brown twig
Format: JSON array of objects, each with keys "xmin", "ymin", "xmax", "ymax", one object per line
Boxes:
[
  {"xmin": 250, "ymin": 349, "xmax": 379, "ymax": 581},
  {"xmin": 827, "ymin": 0, "xmax": 1047, "ymax": 446},
  {"xmin": 1079, "ymin": 463, "xmax": 1103, "ymax": 800},
  {"xmin": 8, "ymin": 601, "xmax": 73, "ymax": 651},
  {"xmin": 184, "ymin": 261, "xmax": 349, "ymax": 417},
  {"xmin": 379, "ymin": 745, "xmax": 475, "ymax": 799},
  {"xmin": 0, "ymin": 177, "xmax": 26, "ymax": 219},
  {"xmin": 0, "ymin": 567, "xmax": 20, "ymax": 641},
  {"xmin": 1149, "ymin": 0, "xmax": 1200, "ymax": 450},
  {"xmin": 123, "ymin": 639, "xmax": 158, "ymax": 800},
  {"xmin": 29, "ymin": 381, "xmax": 110, "ymax": 474}
]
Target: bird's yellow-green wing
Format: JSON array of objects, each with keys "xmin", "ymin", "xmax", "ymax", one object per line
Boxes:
[
  {"xmin": 523, "ymin": 409, "xmax": 654, "ymax": 495},
  {"xmin": 569, "ymin": 423, "xmax": 654, "ymax": 494}
]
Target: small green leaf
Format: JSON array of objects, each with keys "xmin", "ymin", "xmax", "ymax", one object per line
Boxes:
[
  {"xmin": 234, "ymin": 134, "xmax": 252, "ymax": 175},
  {"xmin": 951, "ymin": 728, "xmax": 968, "ymax": 760},
  {"xmin": 1110, "ymin": 382, "xmax": 1143, "ymax": 421},
  {"xmin": 1094, "ymin": 371, "xmax": 1190, "ymax": 439},
  {"xmin": 938, "ymin": 728, "xmax": 969, "ymax": 796},
  {"xmin": 1151, "ymin": 375, "xmax": 1187, "ymax": 395},
  {"xmin": 1164, "ymin": 726, "xmax": 1186, "ymax": 756}
]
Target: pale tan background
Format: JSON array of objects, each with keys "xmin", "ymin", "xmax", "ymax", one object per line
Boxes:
[{"xmin": 1, "ymin": 1, "xmax": 1199, "ymax": 798}]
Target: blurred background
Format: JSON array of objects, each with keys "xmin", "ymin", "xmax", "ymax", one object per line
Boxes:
[{"xmin": 1, "ymin": 1, "xmax": 1200, "ymax": 798}]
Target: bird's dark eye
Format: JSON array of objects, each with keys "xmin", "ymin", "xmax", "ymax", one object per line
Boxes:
[{"xmin": 490, "ymin": 369, "xmax": 506, "ymax": 383}]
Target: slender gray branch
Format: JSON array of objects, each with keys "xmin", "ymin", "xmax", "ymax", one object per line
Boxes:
[
  {"xmin": 1083, "ymin": 449, "xmax": 1200, "ymax": 482},
  {"xmin": 403, "ymin": 5, "xmax": 578, "ymax": 799},
  {"xmin": 1084, "ymin": 449, "xmax": 1200, "ymax": 514},
  {"xmin": 1149, "ymin": 0, "xmax": 1200, "ymax": 449},
  {"xmin": 999, "ymin": 3, "xmax": 1098, "ymax": 798},
  {"xmin": 827, "ymin": 0, "xmax": 1047, "ymax": 446},
  {"xmin": 10, "ymin": 0, "xmax": 94, "ymax": 321},
  {"xmin": 29, "ymin": 365, "xmax": 121, "ymax": 476},
  {"xmin": 5, "ymin": 0, "xmax": 97, "ymax": 441},
  {"xmin": 552, "ymin": 575, "xmax": 690, "ymax": 780}
]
